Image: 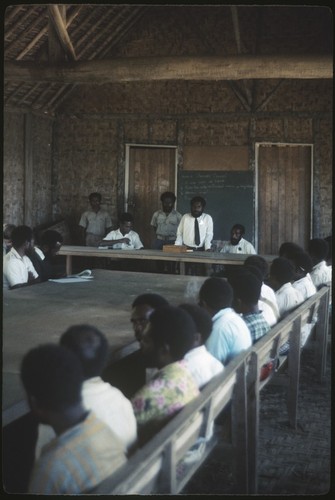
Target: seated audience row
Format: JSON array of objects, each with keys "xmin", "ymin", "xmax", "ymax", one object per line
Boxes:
[{"xmin": 3, "ymin": 225, "xmax": 64, "ymax": 289}]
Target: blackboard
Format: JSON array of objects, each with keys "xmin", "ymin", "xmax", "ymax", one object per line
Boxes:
[{"xmin": 177, "ymin": 171, "xmax": 254, "ymax": 244}]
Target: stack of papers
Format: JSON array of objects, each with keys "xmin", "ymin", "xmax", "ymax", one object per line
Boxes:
[{"xmin": 49, "ymin": 269, "xmax": 94, "ymax": 283}]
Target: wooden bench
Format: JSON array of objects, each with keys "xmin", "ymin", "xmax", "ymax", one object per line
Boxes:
[{"xmin": 89, "ymin": 285, "xmax": 330, "ymax": 495}]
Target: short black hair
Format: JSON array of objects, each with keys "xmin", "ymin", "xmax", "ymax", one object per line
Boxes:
[
  {"xmin": 292, "ymin": 251, "xmax": 313, "ymax": 274},
  {"xmin": 160, "ymin": 191, "xmax": 176, "ymax": 202},
  {"xmin": 60, "ymin": 324, "xmax": 108, "ymax": 379},
  {"xmin": 11, "ymin": 225, "xmax": 33, "ymax": 248},
  {"xmin": 308, "ymin": 238, "xmax": 329, "ymax": 262},
  {"xmin": 244, "ymin": 255, "xmax": 268, "ymax": 280},
  {"xmin": 119, "ymin": 212, "xmax": 134, "ymax": 223},
  {"xmin": 191, "ymin": 196, "xmax": 206, "ymax": 207},
  {"xmin": 199, "ymin": 277, "xmax": 233, "ymax": 311},
  {"xmin": 279, "ymin": 242, "xmax": 304, "ymax": 259},
  {"xmin": 270, "ymin": 257, "xmax": 295, "ymax": 285},
  {"xmin": 20, "ymin": 344, "xmax": 83, "ymax": 411},
  {"xmin": 230, "ymin": 270, "xmax": 262, "ymax": 306},
  {"xmin": 89, "ymin": 192, "xmax": 102, "ymax": 202},
  {"xmin": 40, "ymin": 230, "xmax": 63, "ymax": 248},
  {"xmin": 148, "ymin": 305, "xmax": 196, "ymax": 360},
  {"xmin": 179, "ymin": 303, "xmax": 212, "ymax": 343},
  {"xmin": 132, "ymin": 293, "xmax": 169, "ymax": 309},
  {"xmin": 232, "ymin": 223, "xmax": 245, "ymax": 235}
]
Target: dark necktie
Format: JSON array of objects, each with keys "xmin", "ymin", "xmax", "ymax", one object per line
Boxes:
[{"xmin": 194, "ymin": 217, "xmax": 200, "ymax": 246}]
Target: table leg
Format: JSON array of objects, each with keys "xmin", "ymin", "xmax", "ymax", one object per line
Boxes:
[
  {"xmin": 180, "ymin": 262, "xmax": 185, "ymax": 275},
  {"xmin": 66, "ymin": 256, "xmax": 72, "ymax": 275}
]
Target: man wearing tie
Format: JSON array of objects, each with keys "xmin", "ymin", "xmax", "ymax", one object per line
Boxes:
[{"xmin": 175, "ymin": 196, "xmax": 213, "ymax": 274}]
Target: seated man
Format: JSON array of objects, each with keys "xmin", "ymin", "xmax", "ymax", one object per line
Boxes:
[
  {"xmin": 102, "ymin": 293, "xmax": 169, "ymax": 398},
  {"xmin": 21, "ymin": 344, "xmax": 127, "ymax": 494},
  {"xmin": 179, "ymin": 303, "xmax": 224, "ymax": 388},
  {"xmin": 291, "ymin": 251, "xmax": 317, "ymax": 301},
  {"xmin": 308, "ymin": 238, "xmax": 332, "ymax": 289},
  {"xmin": 269, "ymin": 257, "xmax": 305, "ymax": 319},
  {"xmin": 198, "ymin": 277, "xmax": 252, "ymax": 365},
  {"xmin": 27, "ymin": 230, "xmax": 65, "ymax": 281},
  {"xmin": 100, "ymin": 212, "xmax": 144, "ymax": 249},
  {"xmin": 35, "ymin": 324, "xmax": 137, "ymax": 459},
  {"xmin": 220, "ymin": 223, "xmax": 256, "ymax": 255},
  {"xmin": 131, "ymin": 305, "xmax": 200, "ymax": 446},
  {"xmin": 3, "ymin": 223, "xmax": 16, "ymax": 256},
  {"xmin": 229, "ymin": 269, "xmax": 271, "ymax": 344},
  {"xmin": 3, "ymin": 225, "xmax": 40, "ymax": 290},
  {"xmin": 244, "ymin": 255, "xmax": 280, "ymax": 326}
]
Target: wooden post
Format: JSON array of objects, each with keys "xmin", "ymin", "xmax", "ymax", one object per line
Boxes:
[{"xmin": 287, "ymin": 316, "xmax": 302, "ymax": 429}]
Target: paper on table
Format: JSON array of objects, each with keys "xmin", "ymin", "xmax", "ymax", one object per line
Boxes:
[{"xmin": 49, "ymin": 269, "xmax": 94, "ymax": 283}]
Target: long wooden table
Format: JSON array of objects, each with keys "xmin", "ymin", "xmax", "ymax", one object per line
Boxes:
[
  {"xmin": 2, "ymin": 269, "xmax": 205, "ymax": 426},
  {"xmin": 58, "ymin": 245, "xmax": 275, "ymax": 275}
]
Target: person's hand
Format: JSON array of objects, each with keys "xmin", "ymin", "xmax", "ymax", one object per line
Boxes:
[{"xmin": 121, "ymin": 237, "xmax": 131, "ymax": 245}]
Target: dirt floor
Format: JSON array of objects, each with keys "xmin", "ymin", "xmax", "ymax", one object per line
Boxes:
[{"xmin": 182, "ymin": 335, "xmax": 332, "ymax": 495}]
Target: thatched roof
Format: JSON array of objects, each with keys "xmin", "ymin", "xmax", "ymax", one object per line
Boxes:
[{"xmin": 3, "ymin": 4, "xmax": 333, "ymax": 117}]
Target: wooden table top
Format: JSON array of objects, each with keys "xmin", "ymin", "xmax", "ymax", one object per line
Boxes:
[{"xmin": 2, "ymin": 269, "xmax": 206, "ymax": 424}]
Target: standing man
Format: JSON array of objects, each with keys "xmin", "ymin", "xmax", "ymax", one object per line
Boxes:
[
  {"xmin": 220, "ymin": 223, "xmax": 256, "ymax": 255},
  {"xmin": 150, "ymin": 192, "xmax": 182, "ymax": 250},
  {"xmin": 175, "ymin": 196, "xmax": 213, "ymax": 251},
  {"xmin": 150, "ymin": 191, "xmax": 182, "ymax": 273},
  {"xmin": 3, "ymin": 225, "xmax": 40, "ymax": 290},
  {"xmin": 79, "ymin": 192, "xmax": 112, "ymax": 247},
  {"xmin": 175, "ymin": 196, "xmax": 213, "ymax": 275}
]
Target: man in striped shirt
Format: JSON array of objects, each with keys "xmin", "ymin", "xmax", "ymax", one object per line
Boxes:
[{"xmin": 21, "ymin": 344, "xmax": 126, "ymax": 494}]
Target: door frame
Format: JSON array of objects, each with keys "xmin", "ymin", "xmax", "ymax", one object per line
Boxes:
[
  {"xmin": 255, "ymin": 142, "xmax": 314, "ymax": 253},
  {"xmin": 124, "ymin": 143, "xmax": 178, "ymax": 212}
]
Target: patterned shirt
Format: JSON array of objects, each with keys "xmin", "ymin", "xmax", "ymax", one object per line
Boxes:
[
  {"xmin": 242, "ymin": 311, "xmax": 271, "ymax": 344},
  {"xmin": 29, "ymin": 412, "xmax": 126, "ymax": 494},
  {"xmin": 131, "ymin": 360, "xmax": 199, "ymax": 428},
  {"xmin": 150, "ymin": 209, "xmax": 182, "ymax": 239}
]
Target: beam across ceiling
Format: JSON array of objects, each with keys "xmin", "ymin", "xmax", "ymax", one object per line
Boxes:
[{"xmin": 4, "ymin": 55, "xmax": 333, "ymax": 83}]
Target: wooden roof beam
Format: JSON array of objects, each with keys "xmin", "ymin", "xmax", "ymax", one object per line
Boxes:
[
  {"xmin": 47, "ymin": 4, "xmax": 77, "ymax": 61},
  {"xmin": 4, "ymin": 55, "xmax": 333, "ymax": 83}
]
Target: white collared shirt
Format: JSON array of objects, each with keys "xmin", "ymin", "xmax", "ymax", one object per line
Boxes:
[
  {"xmin": 184, "ymin": 345, "xmax": 224, "ymax": 389},
  {"xmin": 310, "ymin": 261, "xmax": 332, "ymax": 289},
  {"xmin": 275, "ymin": 282, "xmax": 304, "ymax": 318},
  {"xmin": 103, "ymin": 228, "xmax": 144, "ymax": 249},
  {"xmin": 175, "ymin": 213, "xmax": 213, "ymax": 250},
  {"xmin": 220, "ymin": 237, "xmax": 256, "ymax": 254},
  {"xmin": 293, "ymin": 273, "xmax": 317, "ymax": 300},
  {"xmin": 3, "ymin": 247, "xmax": 38, "ymax": 289}
]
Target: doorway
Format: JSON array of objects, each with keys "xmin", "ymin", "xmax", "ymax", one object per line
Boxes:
[
  {"xmin": 125, "ymin": 145, "xmax": 177, "ymax": 248},
  {"xmin": 256, "ymin": 143, "xmax": 313, "ymax": 255}
]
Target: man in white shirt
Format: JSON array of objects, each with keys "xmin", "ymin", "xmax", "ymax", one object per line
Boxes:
[
  {"xmin": 175, "ymin": 196, "xmax": 213, "ymax": 275},
  {"xmin": 79, "ymin": 192, "xmax": 112, "ymax": 247},
  {"xmin": 3, "ymin": 225, "xmax": 40, "ymax": 290},
  {"xmin": 308, "ymin": 238, "xmax": 332, "ymax": 289},
  {"xmin": 244, "ymin": 255, "xmax": 280, "ymax": 326},
  {"xmin": 269, "ymin": 257, "xmax": 304, "ymax": 318},
  {"xmin": 35, "ymin": 324, "xmax": 137, "ymax": 459},
  {"xmin": 199, "ymin": 277, "xmax": 252, "ymax": 365},
  {"xmin": 180, "ymin": 303, "xmax": 223, "ymax": 388},
  {"xmin": 220, "ymin": 223, "xmax": 256, "ymax": 255},
  {"xmin": 175, "ymin": 196, "xmax": 213, "ymax": 251},
  {"xmin": 100, "ymin": 212, "xmax": 143, "ymax": 250}
]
